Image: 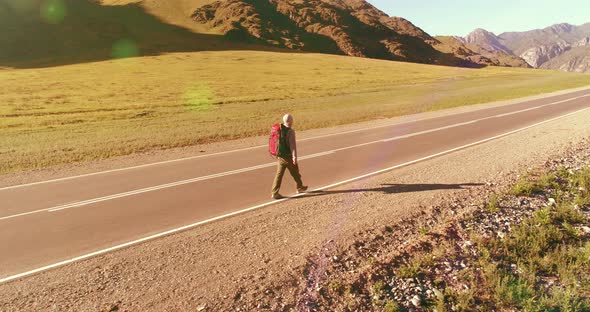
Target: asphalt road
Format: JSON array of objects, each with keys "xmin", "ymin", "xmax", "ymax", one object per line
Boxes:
[{"xmin": 1, "ymin": 89, "xmax": 590, "ymax": 281}]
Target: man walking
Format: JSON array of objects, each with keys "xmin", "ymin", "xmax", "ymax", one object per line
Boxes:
[{"xmin": 271, "ymin": 114, "xmax": 308, "ymax": 199}]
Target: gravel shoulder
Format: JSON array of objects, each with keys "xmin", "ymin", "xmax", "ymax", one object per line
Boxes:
[{"xmin": 1, "ymin": 96, "xmax": 590, "ymax": 311}]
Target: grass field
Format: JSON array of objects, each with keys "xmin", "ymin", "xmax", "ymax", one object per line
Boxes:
[{"xmin": 2, "ymin": 51, "xmax": 590, "ymax": 175}]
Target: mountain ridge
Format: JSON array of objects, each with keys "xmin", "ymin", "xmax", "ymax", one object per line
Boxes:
[
  {"xmin": 187, "ymin": 0, "xmax": 462, "ymax": 65},
  {"xmin": 3, "ymin": 0, "xmax": 568, "ymax": 70},
  {"xmin": 457, "ymin": 22, "xmax": 590, "ymax": 73},
  {"xmin": 0, "ymin": 0, "xmax": 497, "ymax": 68}
]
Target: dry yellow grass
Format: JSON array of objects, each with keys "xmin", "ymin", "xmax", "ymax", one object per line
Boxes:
[{"xmin": 2, "ymin": 50, "xmax": 590, "ymax": 175}]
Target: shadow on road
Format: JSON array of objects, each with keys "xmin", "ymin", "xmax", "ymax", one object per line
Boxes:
[{"xmin": 296, "ymin": 183, "xmax": 484, "ymax": 198}]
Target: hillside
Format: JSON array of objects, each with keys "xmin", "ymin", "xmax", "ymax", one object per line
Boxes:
[
  {"xmin": 0, "ymin": 0, "xmax": 267, "ymax": 67},
  {"xmin": 463, "ymin": 28, "xmax": 512, "ymax": 54},
  {"xmin": 186, "ymin": 0, "xmax": 458, "ymax": 64},
  {"xmin": 432, "ymin": 36, "xmax": 530, "ymax": 68},
  {"xmin": 540, "ymin": 45, "xmax": 590, "ymax": 73},
  {"xmin": 5, "ymin": 0, "xmax": 586, "ymax": 70},
  {"xmin": 499, "ymin": 23, "xmax": 590, "ymax": 56},
  {"xmin": 100, "ymin": 0, "xmax": 220, "ymax": 34},
  {"xmin": 500, "ymin": 23, "xmax": 590, "ymax": 70},
  {"xmin": 1, "ymin": 0, "xmax": 500, "ymax": 68},
  {"xmin": 457, "ymin": 23, "xmax": 590, "ymax": 72}
]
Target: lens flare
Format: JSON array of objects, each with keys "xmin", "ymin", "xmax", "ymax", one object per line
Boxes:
[
  {"xmin": 184, "ymin": 84, "xmax": 214, "ymax": 112},
  {"xmin": 40, "ymin": 0, "xmax": 67, "ymax": 24},
  {"xmin": 111, "ymin": 39, "xmax": 140, "ymax": 59}
]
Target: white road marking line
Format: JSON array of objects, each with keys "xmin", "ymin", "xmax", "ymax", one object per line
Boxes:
[
  {"xmin": 300, "ymin": 151, "xmax": 335, "ymax": 160},
  {"xmin": 1, "ymin": 105, "xmax": 589, "ymax": 284},
  {"xmin": 0, "ymin": 210, "xmax": 48, "ymax": 222},
  {"xmin": 0, "ymin": 119, "xmax": 430, "ymax": 191},
  {"xmin": 0, "ymin": 152, "xmax": 334, "ymax": 218},
  {"xmin": 2, "ymin": 95, "xmax": 590, "ymax": 220},
  {"xmin": 381, "ymin": 120, "xmax": 478, "ymax": 142},
  {"xmin": 2, "ymin": 93, "xmax": 589, "ymax": 191}
]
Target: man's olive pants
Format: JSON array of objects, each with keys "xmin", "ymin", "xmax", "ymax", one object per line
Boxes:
[{"xmin": 271, "ymin": 157, "xmax": 304, "ymax": 196}]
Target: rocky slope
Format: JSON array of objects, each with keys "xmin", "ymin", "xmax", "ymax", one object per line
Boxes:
[
  {"xmin": 540, "ymin": 45, "xmax": 590, "ymax": 73},
  {"xmin": 160, "ymin": 0, "xmax": 541, "ymax": 68},
  {"xmin": 2, "ymin": 0, "xmax": 526, "ymax": 69},
  {"xmin": 462, "ymin": 28, "xmax": 512, "ymax": 54},
  {"xmin": 188, "ymin": 0, "xmax": 470, "ymax": 65},
  {"xmin": 432, "ymin": 35, "xmax": 530, "ymax": 68},
  {"xmin": 461, "ymin": 23, "xmax": 590, "ymax": 72},
  {"xmin": 501, "ymin": 23, "xmax": 590, "ymax": 71},
  {"xmin": 0, "ymin": 0, "xmax": 255, "ymax": 67}
]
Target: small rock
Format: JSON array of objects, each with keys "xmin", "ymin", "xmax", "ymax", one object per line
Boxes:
[
  {"xmin": 548, "ymin": 198, "xmax": 556, "ymax": 206},
  {"xmin": 433, "ymin": 288, "xmax": 443, "ymax": 299},
  {"xmin": 197, "ymin": 304, "xmax": 207, "ymax": 311},
  {"xmin": 411, "ymin": 295, "xmax": 421, "ymax": 307},
  {"xmin": 581, "ymin": 226, "xmax": 590, "ymax": 234}
]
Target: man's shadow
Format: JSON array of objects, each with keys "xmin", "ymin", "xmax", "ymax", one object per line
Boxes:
[{"xmin": 297, "ymin": 183, "xmax": 484, "ymax": 198}]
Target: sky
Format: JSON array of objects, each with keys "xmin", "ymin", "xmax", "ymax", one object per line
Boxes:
[{"xmin": 367, "ymin": 0, "xmax": 590, "ymax": 37}]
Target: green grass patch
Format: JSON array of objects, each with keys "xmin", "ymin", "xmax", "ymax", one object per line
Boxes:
[
  {"xmin": 511, "ymin": 172, "xmax": 559, "ymax": 197},
  {"xmin": 389, "ymin": 166, "xmax": 590, "ymax": 311},
  {"xmin": 486, "ymin": 193, "xmax": 501, "ymax": 213},
  {"xmin": 384, "ymin": 300, "xmax": 400, "ymax": 312},
  {"xmin": 397, "ymin": 252, "xmax": 434, "ymax": 279}
]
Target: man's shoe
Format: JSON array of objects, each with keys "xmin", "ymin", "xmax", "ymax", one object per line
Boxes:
[
  {"xmin": 272, "ymin": 194, "xmax": 284, "ymax": 200},
  {"xmin": 297, "ymin": 186, "xmax": 309, "ymax": 193}
]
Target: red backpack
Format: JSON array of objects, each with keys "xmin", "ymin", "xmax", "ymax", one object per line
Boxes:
[{"xmin": 269, "ymin": 123, "xmax": 281, "ymax": 157}]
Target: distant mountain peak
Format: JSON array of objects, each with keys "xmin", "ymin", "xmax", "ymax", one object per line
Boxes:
[
  {"xmin": 469, "ymin": 28, "xmax": 496, "ymax": 36},
  {"xmin": 463, "ymin": 27, "xmax": 511, "ymax": 54},
  {"xmin": 548, "ymin": 23, "xmax": 575, "ymax": 33},
  {"xmin": 484, "ymin": 22, "xmax": 590, "ymax": 72}
]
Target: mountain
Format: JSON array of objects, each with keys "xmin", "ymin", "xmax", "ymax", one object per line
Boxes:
[
  {"xmin": 123, "ymin": 0, "xmax": 530, "ymax": 68},
  {"xmin": 0, "ymin": 0, "xmax": 261, "ymax": 67},
  {"xmin": 462, "ymin": 28, "xmax": 512, "ymax": 54},
  {"xmin": 539, "ymin": 45, "xmax": 590, "ymax": 73},
  {"xmin": 499, "ymin": 23, "xmax": 590, "ymax": 55},
  {"xmin": 187, "ymin": 0, "xmax": 458, "ymax": 64},
  {"xmin": 500, "ymin": 23, "xmax": 590, "ymax": 72},
  {"xmin": 1, "ymin": 0, "xmax": 525, "ymax": 69},
  {"xmin": 458, "ymin": 23, "xmax": 590, "ymax": 72},
  {"xmin": 430, "ymin": 30, "xmax": 529, "ymax": 68}
]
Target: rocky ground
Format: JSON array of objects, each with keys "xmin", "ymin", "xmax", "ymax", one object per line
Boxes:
[
  {"xmin": 1, "ymin": 102, "xmax": 590, "ymax": 311},
  {"xmin": 296, "ymin": 141, "xmax": 590, "ymax": 311}
]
